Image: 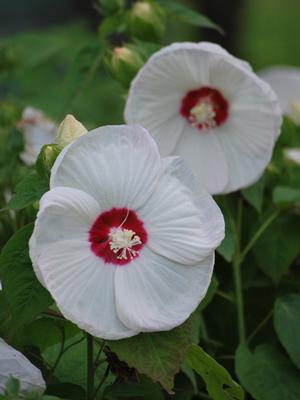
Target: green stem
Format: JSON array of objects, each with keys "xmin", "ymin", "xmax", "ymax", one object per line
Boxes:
[
  {"xmin": 87, "ymin": 334, "xmax": 94, "ymax": 400},
  {"xmin": 239, "ymin": 209, "xmax": 280, "ymax": 263},
  {"xmin": 247, "ymin": 309, "xmax": 273, "ymax": 344},
  {"xmin": 233, "ymin": 198, "xmax": 246, "ymax": 345},
  {"xmin": 94, "ymin": 365, "xmax": 110, "ymax": 399},
  {"xmin": 216, "ymin": 289, "xmax": 234, "ymax": 303}
]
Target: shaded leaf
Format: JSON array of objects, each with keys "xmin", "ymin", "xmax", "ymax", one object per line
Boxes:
[
  {"xmin": 273, "ymin": 186, "xmax": 300, "ymax": 207},
  {"xmin": 7, "ymin": 172, "xmax": 48, "ymax": 210},
  {"xmin": 157, "ymin": 0, "xmax": 223, "ymax": 33},
  {"xmin": 104, "ymin": 379, "xmax": 163, "ymax": 400},
  {"xmin": 186, "ymin": 344, "xmax": 244, "ymax": 400},
  {"xmin": 274, "ymin": 294, "xmax": 300, "ymax": 369},
  {"xmin": 217, "ymin": 198, "xmax": 237, "ymax": 262},
  {"xmin": 236, "ymin": 344, "xmax": 300, "ymax": 400},
  {"xmin": 242, "ymin": 176, "xmax": 265, "ymax": 213},
  {"xmin": 253, "ymin": 213, "xmax": 300, "ymax": 283},
  {"xmin": 108, "ymin": 317, "xmax": 194, "ymax": 393},
  {"xmin": 0, "ymin": 224, "xmax": 52, "ymax": 329}
]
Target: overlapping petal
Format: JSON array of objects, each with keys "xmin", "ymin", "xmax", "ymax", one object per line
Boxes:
[
  {"xmin": 51, "ymin": 125, "xmax": 161, "ymax": 211},
  {"xmin": 115, "ymin": 249, "xmax": 214, "ymax": 332}
]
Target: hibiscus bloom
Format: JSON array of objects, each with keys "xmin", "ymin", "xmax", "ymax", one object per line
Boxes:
[
  {"xmin": 0, "ymin": 338, "xmax": 45, "ymax": 394},
  {"xmin": 259, "ymin": 66, "xmax": 300, "ymax": 125},
  {"xmin": 125, "ymin": 42, "xmax": 282, "ymax": 194},
  {"xmin": 17, "ymin": 107, "xmax": 57, "ymax": 166},
  {"xmin": 30, "ymin": 125, "xmax": 224, "ymax": 340}
]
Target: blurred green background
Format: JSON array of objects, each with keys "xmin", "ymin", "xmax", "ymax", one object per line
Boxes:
[{"xmin": 1, "ymin": 0, "xmax": 300, "ymax": 128}]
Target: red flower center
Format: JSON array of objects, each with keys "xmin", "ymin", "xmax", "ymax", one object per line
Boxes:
[
  {"xmin": 89, "ymin": 208, "xmax": 147, "ymax": 265},
  {"xmin": 180, "ymin": 86, "xmax": 229, "ymax": 130}
]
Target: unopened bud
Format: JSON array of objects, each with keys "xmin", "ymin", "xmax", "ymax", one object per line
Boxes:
[
  {"xmin": 109, "ymin": 46, "xmax": 143, "ymax": 87},
  {"xmin": 36, "ymin": 144, "xmax": 61, "ymax": 178},
  {"xmin": 284, "ymin": 148, "xmax": 300, "ymax": 166},
  {"xmin": 56, "ymin": 114, "xmax": 87, "ymax": 148},
  {"xmin": 289, "ymin": 100, "xmax": 300, "ymax": 126},
  {"xmin": 129, "ymin": 1, "xmax": 166, "ymax": 42}
]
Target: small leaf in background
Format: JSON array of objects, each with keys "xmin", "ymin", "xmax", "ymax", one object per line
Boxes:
[
  {"xmin": 7, "ymin": 172, "xmax": 49, "ymax": 210},
  {"xmin": 0, "ymin": 224, "xmax": 52, "ymax": 330},
  {"xmin": 43, "ymin": 335, "xmax": 114, "ymax": 393},
  {"xmin": 186, "ymin": 344, "xmax": 244, "ymax": 400},
  {"xmin": 198, "ymin": 275, "xmax": 219, "ymax": 311},
  {"xmin": 235, "ymin": 344, "xmax": 300, "ymax": 400},
  {"xmin": 216, "ymin": 198, "xmax": 237, "ymax": 262},
  {"xmin": 274, "ymin": 294, "xmax": 300, "ymax": 369},
  {"xmin": 242, "ymin": 176, "xmax": 265, "ymax": 213},
  {"xmin": 104, "ymin": 378, "xmax": 163, "ymax": 400},
  {"xmin": 253, "ymin": 212, "xmax": 300, "ymax": 283},
  {"xmin": 63, "ymin": 40, "xmax": 104, "ymax": 110},
  {"xmin": 273, "ymin": 186, "xmax": 300, "ymax": 207},
  {"xmin": 108, "ymin": 316, "xmax": 194, "ymax": 393},
  {"xmin": 157, "ymin": 0, "xmax": 223, "ymax": 33}
]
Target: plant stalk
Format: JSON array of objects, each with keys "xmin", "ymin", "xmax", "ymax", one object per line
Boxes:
[{"xmin": 87, "ymin": 333, "xmax": 94, "ymax": 400}]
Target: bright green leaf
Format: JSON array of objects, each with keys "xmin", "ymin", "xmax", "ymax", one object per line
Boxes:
[
  {"xmin": 0, "ymin": 224, "xmax": 52, "ymax": 329},
  {"xmin": 186, "ymin": 344, "xmax": 244, "ymax": 400},
  {"xmin": 108, "ymin": 317, "xmax": 194, "ymax": 393},
  {"xmin": 236, "ymin": 344, "xmax": 300, "ymax": 400},
  {"xmin": 274, "ymin": 294, "xmax": 300, "ymax": 369},
  {"xmin": 7, "ymin": 172, "xmax": 49, "ymax": 210}
]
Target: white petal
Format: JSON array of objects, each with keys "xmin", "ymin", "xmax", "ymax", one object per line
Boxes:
[
  {"xmin": 125, "ymin": 42, "xmax": 281, "ymax": 194},
  {"xmin": 51, "ymin": 125, "xmax": 161, "ymax": 211},
  {"xmin": 138, "ymin": 157, "xmax": 224, "ymax": 264},
  {"xmin": 175, "ymin": 126, "xmax": 229, "ymax": 194},
  {"xmin": 115, "ymin": 249, "xmax": 214, "ymax": 332},
  {"xmin": 259, "ymin": 66, "xmax": 300, "ymax": 114},
  {"xmin": 0, "ymin": 338, "xmax": 45, "ymax": 394},
  {"xmin": 34, "ymin": 240, "xmax": 136, "ymax": 340},
  {"xmin": 29, "ymin": 186, "xmax": 101, "ymax": 286}
]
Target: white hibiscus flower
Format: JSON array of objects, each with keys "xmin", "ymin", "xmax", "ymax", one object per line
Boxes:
[
  {"xmin": 259, "ymin": 66, "xmax": 300, "ymax": 125},
  {"xmin": 0, "ymin": 338, "xmax": 45, "ymax": 394},
  {"xmin": 17, "ymin": 107, "xmax": 57, "ymax": 166},
  {"xmin": 125, "ymin": 42, "xmax": 282, "ymax": 194},
  {"xmin": 29, "ymin": 125, "xmax": 224, "ymax": 340}
]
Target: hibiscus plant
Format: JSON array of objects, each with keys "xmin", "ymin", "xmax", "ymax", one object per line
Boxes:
[{"xmin": 0, "ymin": 1, "xmax": 300, "ymax": 400}]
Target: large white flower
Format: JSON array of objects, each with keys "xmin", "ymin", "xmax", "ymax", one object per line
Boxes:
[
  {"xmin": 259, "ymin": 66, "xmax": 300, "ymax": 124},
  {"xmin": 0, "ymin": 338, "xmax": 45, "ymax": 394},
  {"xmin": 29, "ymin": 125, "xmax": 224, "ymax": 340},
  {"xmin": 17, "ymin": 107, "xmax": 57, "ymax": 166},
  {"xmin": 125, "ymin": 42, "xmax": 282, "ymax": 194}
]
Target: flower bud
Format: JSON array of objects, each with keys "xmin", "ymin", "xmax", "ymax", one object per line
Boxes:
[
  {"xmin": 283, "ymin": 148, "xmax": 300, "ymax": 166},
  {"xmin": 289, "ymin": 100, "xmax": 300, "ymax": 126},
  {"xmin": 108, "ymin": 46, "xmax": 143, "ymax": 88},
  {"xmin": 129, "ymin": 1, "xmax": 166, "ymax": 42},
  {"xmin": 36, "ymin": 144, "xmax": 61, "ymax": 178},
  {"xmin": 56, "ymin": 114, "xmax": 87, "ymax": 148}
]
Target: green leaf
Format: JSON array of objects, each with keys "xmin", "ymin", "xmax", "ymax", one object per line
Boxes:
[
  {"xmin": 217, "ymin": 198, "xmax": 237, "ymax": 262},
  {"xmin": 157, "ymin": 0, "xmax": 223, "ymax": 33},
  {"xmin": 242, "ymin": 176, "xmax": 265, "ymax": 213},
  {"xmin": 108, "ymin": 317, "xmax": 194, "ymax": 393},
  {"xmin": 99, "ymin": 13, "xmax": 127, "ymax": 39},
  {"xmin": 63, "ymin": 40, "xmax": 104, "ymax": 109},
  {"xmin": 0, "ymin": 224, "xmax": 52, "ymax": 329},
  {"xmin": 274, "ymin": 294, "xmax": 300, "ymax": 369},
  {"xmin": 104, "ymin": 379, "xmax": 163, "ymax": 400},
  {"xmin": 273, "ymin": 186, "xmax": 300, "ymax": 207},
  {"xmin": 253, "ymin": 213, "xmax": 300, "ymax": 283},
  {"xmin": 186, "ymin": 344, "xmax": 244, "ymax": 400},
  {"xmin": 235, "ymin": 344, "xmax": 300, "ymax": 400},
  {"xmin": 7, "ymin": 171, "xmax": 49, "ymax": 210},
  {"xmin": 198, "ymin": 275, "xmax": 219, "ymax": 311},
  {"xmin": 43, "ymin": 336, "xmax": 114, "ymax": 393}
]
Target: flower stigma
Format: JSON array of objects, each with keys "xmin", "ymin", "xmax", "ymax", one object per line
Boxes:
[{"xmin": 109, "ymin": 227, "xmax": 142, "ymax": 260}]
